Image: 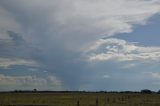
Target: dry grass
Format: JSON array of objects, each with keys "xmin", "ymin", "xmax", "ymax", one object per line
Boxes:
[{"xmin": 0, "ymin": 92, "xmax": 160, "ymax": 106}]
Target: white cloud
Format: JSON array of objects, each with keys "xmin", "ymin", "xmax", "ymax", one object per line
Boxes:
[
  {"xmin": 0, "ymin": 58, "xmax": 38, "ymax": 69},
  {"xmin": 56, "ymin": 0, "xmax": 160, "ymax": 36},
  {"xmin": 121, "ymin": 63, "xmax": 137, "ymax": 69},
  {"xmin": 0, "ymin": 74, "xmax": 62, "ymax": 90},
  {"xmin": 29, "ymin": 68, "xmax": 39, "ymax": 72},
  {"xmin": 87, "ymin": 38, "xmax": 160, "ymax": 62},
  {"xmin": 0, "ymin": 74, "xmax": 46, "ymax": 86},
  {"xmin": 48, "ymin": 76, "xmax": 62, "ymax": 87},
  {"xmin": 143, "ymin": 72, "xmax": 160, "ymax": 85},
  {"xmin": 144, "ymin": 72, "xmax": 160, "ymax": 79},
  {"xmin": 103, "ymin": 75, "xmax": 110, "ymax": 79},
  {"xmin": 0, "ymin": 0, "xmax": 160, "ymax": 50},
  {"xmin": 54, "ymin": 0, "xmax": 160, "ymax": 48}
]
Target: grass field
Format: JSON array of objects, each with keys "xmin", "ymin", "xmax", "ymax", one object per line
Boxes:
[{"xmin": 0, "ymin": 92, "xmax": 160, "ymax": 106}]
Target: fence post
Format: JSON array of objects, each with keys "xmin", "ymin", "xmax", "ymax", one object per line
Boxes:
[
  {"xmin": 96, "ymin": 98, "xmax": 98, "ymax": 106},
  {"xmin": 77, "ymin": 100, "xmax": 80, "ymax": 106}
]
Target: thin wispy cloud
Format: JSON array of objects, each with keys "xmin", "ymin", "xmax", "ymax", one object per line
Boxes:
[{"xmin": 0, "ymin": 58, "xmax": 38, "ymax": 69}]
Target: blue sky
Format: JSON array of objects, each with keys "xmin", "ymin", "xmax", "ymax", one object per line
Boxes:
[
  {"xmin": 117, "ymin": 14, "xmax": 160, "ymax": 46},
  {"xmin": 0, "ymin": 0, "xmax": 160, "ymax": 91}
]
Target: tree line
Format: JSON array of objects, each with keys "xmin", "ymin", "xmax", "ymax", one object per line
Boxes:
[{"xmin": 0, "ymin": 89, "xmax": 159, "ymax": 94}]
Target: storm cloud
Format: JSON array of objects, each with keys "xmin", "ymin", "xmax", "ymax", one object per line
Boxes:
[{"xmin": 0, "ymin": 0, "xmax": 160, "ymax": 91}]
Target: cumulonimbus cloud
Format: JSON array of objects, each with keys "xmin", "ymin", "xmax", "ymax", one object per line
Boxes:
[{"xmin": 0, "ymin": 0, "xmax": 160, "ymax": 90}]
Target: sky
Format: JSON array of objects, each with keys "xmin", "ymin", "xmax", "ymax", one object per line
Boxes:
[{"xmin": 0, "ymin": 0, "xmax": 160, "ymax": 91}]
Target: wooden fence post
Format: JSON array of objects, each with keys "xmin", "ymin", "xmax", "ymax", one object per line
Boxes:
[
  {"xmin": 77, "ymin": 100, "xmax": 80, "ymax": 106},
  {"xmin": 96, "ymin": 98, "xmax": 98, "ymax": 106}
]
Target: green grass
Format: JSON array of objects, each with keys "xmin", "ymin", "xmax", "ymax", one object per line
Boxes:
[{"xmin": 0, "ymin": 92, "xmax": 160, "ymax": 106}]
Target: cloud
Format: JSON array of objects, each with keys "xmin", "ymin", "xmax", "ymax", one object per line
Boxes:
[
  {"xmin": 0, "ymin": 0, "xmax": 160, "ymax": 58},
  {"xmin": 103, "ymin": 75, "xmax": 110, "ymax": 79},
  {"xmin": 0, "ymin": 74, "xmax": 62, "ymax": 90},
  {"xmin": 0, "ymin": 58, "xmax": 38, "ymax": 69},
  {"xmin": 144, "ymin": 72, "xmax": 160, "ymax": 79},
  {"xmin": 0, "ymin": 0, "xmax": 160, "ymax": 50},
  {"xmin": 0, "ymin": 6, "xmax": 21, "ymax": 39},
  {"xmin": 121, "ymin": 63, "xmax": 137, "ymax": 69},
  {"xmin": 143, "ymin": 72, "xmax": 160, "ymax": 86},
  {"xmin": 48, "ymin": 76, "xmax": 62, "ymax": 87},
  {"xmin": 0, "ymin": 74, "xmax": 46, "ymax": 86},
  {"xmin": 0, "ymin": 31, "xmax": 39, "ymax": 69},
  {"xmin": 0, "ymin": 0, "xmax": 160, "ymax": 90},
  {"xmin": 87, "ymin": 38, "xmax": 160, "ymax": 62}
]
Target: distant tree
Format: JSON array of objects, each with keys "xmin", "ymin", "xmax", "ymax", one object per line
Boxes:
[
  {"xmin": 141, "ymin": 89, "xmax": 152, "ymax": 94},
  {"xmin": 14, "ymin": 90, "xmax": 18, "ymax": 92},
  {"xmin": 157, "ymin": 90, "xmax": 160, "ymax": 94},
  {"xmin": 33, "ymin": 89, "xmax": 37, "ymax": 92}
]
